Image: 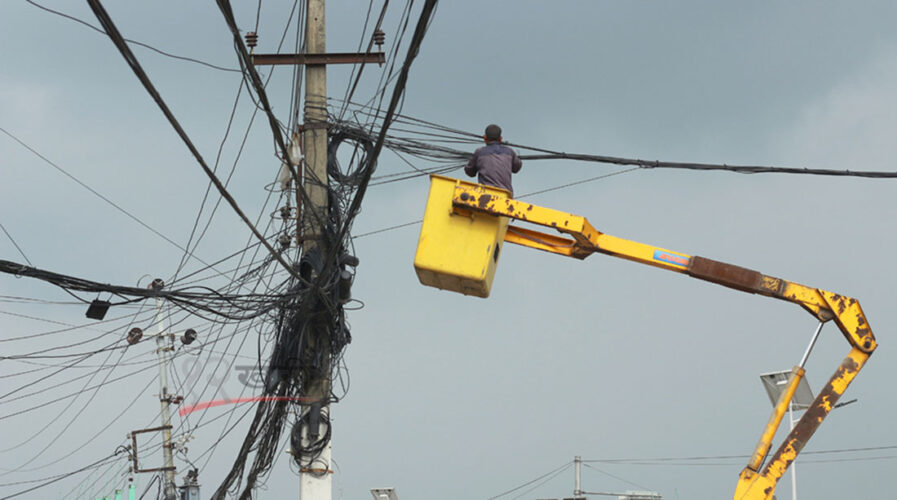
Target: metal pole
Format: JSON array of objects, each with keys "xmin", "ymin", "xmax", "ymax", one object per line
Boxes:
[
  {"xmin": 798, "ymin": 322, "xmax": 824, "ymax": 369},
  {"xmin": 789, "ymin": 403, "xmax": 797, "ymax": 500},
  {"xmin": 300, "ymin": 0, "xmax": 332, "ymax": 499},
  {"xmin": 154, "ymin": 295, "xmax": 177, "ymax": 500},
  {"xmin": 574, "ymin": 455, "xmax": 582, "ymax": 497}
]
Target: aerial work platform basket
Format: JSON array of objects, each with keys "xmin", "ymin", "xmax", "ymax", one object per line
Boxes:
[{"xmin": 413, "ymin": 175, "xmax": 510, "ymax": 298}]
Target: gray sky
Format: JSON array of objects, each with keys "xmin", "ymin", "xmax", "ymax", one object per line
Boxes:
[{"xmin": 2, "ymin": 1, "xmax": 896, "ymax": 499}]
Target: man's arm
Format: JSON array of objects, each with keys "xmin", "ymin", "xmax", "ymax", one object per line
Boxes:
[
  {"xmin": 465, "ymin": 149, "xmax": 479, "ymax": 177},
  {"xmin": 511, "ymin": 149, "xmax": 522, "ymax": 173}
]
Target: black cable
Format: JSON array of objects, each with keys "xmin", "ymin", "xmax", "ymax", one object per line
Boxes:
[
  {"xmin": 0, "ymin": 452, "xmax": 121, "ymax": 499},
  {"xmin": 338, "ymin": 0, "xmax": 391, "ymax": 122},
  {"xmin": 0, "ymin": 360, "xmax": 160, "ymax": 422},
  {"xmin": 85, "ymin": 0, "xmax": 305, "ymax": 285},
  {"xmin": 581, "ymin": 463, "xmax": 652, "ymax": 491},
  {"xmin": 137, "ymin": 474, "xmax": 160, "ymax": 500},
  {"xmin": 215, "ymin": 0, "xmax": 324, "ymax": 235},
  {"xmin": 584, "ymin": 443, "xmax": 897, "ymax": 465},
  {"xmin": 24, "ymin": 0, "xmax": 239, "ymax": 73},
  {"xmin": 485, "ymin": 461, "xmax": 572, "ymax": 500},
  {"xmin": 331, "ymin": 100, "xmax": 897, "ymax": 182},
  {"xmin": 510, "ymin": 464, "xmax": 573, "ymax": 500},
  {"xmin": 0, "ymin": 222, "xmax": 33, "ymax": 267},
  {"xmin": 170, "ymin": 78, "xmax": 248, "ymax": 284},
  {"xmin": 330, "ymin": 0, "xmax": 439, "ymax": 252},
  {"xmin": 0, "ymin": 125, "xmax": 227, "ymax": 277},
  {"xmin": 353, "ymin": 219, "xmax": 421, "ymax": 238},
  {"xmin": 352, "ymin": 167, "xmax": 638, "ymax": 239},
  {"xmin": 174, "ymin": 0, "xmax": 309, "ymax": 288},
  {"xmin": 0, "ymin": 259, "xmax": 297, "ymax": 322},
  {"xmin": 516, "ymin": 148, "xmax": 897, "ymax": 179}
]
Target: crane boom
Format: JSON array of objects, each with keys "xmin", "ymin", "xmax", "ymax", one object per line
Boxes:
[{"xmin": 416, "ymin": 175, "xmax": 877, "ymax": 500}]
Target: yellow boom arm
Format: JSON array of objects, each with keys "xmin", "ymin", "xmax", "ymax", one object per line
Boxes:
[{"xmin": 444, "ymin": 180, "xmax": 876, "ymax": 500}]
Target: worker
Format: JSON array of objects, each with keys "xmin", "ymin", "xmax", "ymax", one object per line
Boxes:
[{"xmin": 465, "ymin": 124, "xmax": 522, "ymax": 196}]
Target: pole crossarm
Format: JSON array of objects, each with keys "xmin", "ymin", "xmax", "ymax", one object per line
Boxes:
[
  {"xmin": 450, "ymin": 183, "xmax": 878, "ymax": 500},
  {"xmin": 252, "ymin": 52, "xmax": 385, "ymax": 66}
]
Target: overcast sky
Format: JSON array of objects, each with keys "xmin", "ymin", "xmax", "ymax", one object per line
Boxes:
[{"xmin": 2, "ymin": 1, "xmax": 897, "ymax": 499}]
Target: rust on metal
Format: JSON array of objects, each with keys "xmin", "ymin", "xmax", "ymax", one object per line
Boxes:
[
  {"xmin": 759, "ymin": 275, "xmax": 785, "ymax": 295},
  {"xmin": 687, "ymin": 256, "xmax": 763, "ymax": 293},
  {"xmin": 763, "ymin": 354, "xmax": 861, "ymax": 478},
  {"xmin": 477, "ymin": 193, "xmax": 492, "ymax": 210},
  {"xmin": 130, "ymin": 425, "xmax": 176, "ymax": 473},
  {"xmin": 252, "ymin": 52, "xmax": 385, "ymax": 66}
]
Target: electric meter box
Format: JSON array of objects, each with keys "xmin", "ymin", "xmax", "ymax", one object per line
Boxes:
[{"xmin": 414, "ymin": 174, "xmax": 510, "ymax": 298}]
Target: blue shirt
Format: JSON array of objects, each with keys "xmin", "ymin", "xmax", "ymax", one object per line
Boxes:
[{"xmin": 464, "ymin": 142, "xmax": 523, "ymax": 195}]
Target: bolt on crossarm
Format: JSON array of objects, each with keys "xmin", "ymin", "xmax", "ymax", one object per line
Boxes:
[{"xmin": 433, "ymin": 176, "xmax": 877, "ymax": 500}]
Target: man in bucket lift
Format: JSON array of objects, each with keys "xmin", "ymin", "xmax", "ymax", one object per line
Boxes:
[{"xmin": 465, "ymin": 124, "xmax": 522, "ymax": 196}]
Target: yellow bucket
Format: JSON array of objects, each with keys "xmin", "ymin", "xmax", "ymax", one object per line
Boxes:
[{"xmin": 414, "ymin": 175, "xmax": 510, "ymax": 298}]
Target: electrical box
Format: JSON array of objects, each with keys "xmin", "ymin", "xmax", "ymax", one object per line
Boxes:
[
  {"xmin": 179, "ymin": 484, "xmax": 200, "ymax": 500},
  {"xmin": 414, "ymin": 174, "xmax": 510, "ymax": 298}
]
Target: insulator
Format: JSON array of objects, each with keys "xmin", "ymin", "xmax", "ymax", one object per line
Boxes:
[
  {"xmin": 127, "ymin": 327, "xmax": 143, "ymax": 345},
  {"xmin": 373, "ymin": 29, "xmax": 385, "ymax": 47},
  {"xmin": 181, "ymin": 328, "xmax": 197, "ymax": 345},
  {"xmin": 279, "ymin": 205, "xmax": 292, "ymax": 219},
  {"xmin": 245, "ymin": 31, "xmax": 258, "ymax": 49},
  {"xmin": 278, "ymin": 233, "xmax": 292, "ymax": 249},
  {"xmin": 149, "ymin": 278, "xmax": 164, "ymax": 291}
]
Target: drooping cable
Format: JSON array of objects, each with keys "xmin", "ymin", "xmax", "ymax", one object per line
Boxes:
[{"xmin": 85, "ymin": 0, "xmax": 304, "ymax": 284}]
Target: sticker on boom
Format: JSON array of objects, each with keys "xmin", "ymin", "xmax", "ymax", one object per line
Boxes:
[{"xmin": 653, "ymin": 250, "xmax": 689, "ymax": 267}]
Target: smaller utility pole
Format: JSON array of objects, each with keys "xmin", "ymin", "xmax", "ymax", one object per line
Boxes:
[
  {"xmin": 151, "ymin": 279, "xmax": 177, "ymax": 500},
  {"xmin": 574, "ymin": 455, "xmax": 582, "ymax": 498}
]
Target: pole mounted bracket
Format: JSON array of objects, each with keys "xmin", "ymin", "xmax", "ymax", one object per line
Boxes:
[{"xmin": 129, "ymin": 426, "xmax": 177, "ymax": 473}]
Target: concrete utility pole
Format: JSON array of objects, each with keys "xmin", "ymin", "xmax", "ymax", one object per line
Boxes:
[
  {"xmin": 250, "ymin": 3, "xmax": 383, "ymax": 497},
  {"xmin": 300, "ymin": 1, "xmax": 332, "ymax": 499},
  {"xmin": 152, "ymin": 287, "xmax": 177, "ymax": 500}
]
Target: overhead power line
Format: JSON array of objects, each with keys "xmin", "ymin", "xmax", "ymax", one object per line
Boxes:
[
  {"xmin": 0, "ymin": 222, "xmax": 33, "ymax": 267},
  {"xmin": 0, "ymin": 451, "xmax": 122, "ymax": 499},
  {"xmin": 485, "ymin": 461, "xmax": 572, "ymax": 500},
  {"xmin": 86, "ymin": 0, "xmax": 304, "ymax": 284},
  {"xmin": 333, "ymin": 101, "xmax": 897, "ymax": 181},
  {"xmin": 1, "ymin": 126, "xmax": 194, "ymax": 260},
  {"xmin": 516, "ymin": 147, "xmax": 897, "ymax": 179},
  {"xmin": 25, "ymin": 0, "xmax": 239, "ymax": 73},
  {"xmin": 351, "ymin": 167, "xmax": 638, "ymax": 239},
  {"xmin": 584, "ymin": 443, "xmax": 897, "ymax": 465}
]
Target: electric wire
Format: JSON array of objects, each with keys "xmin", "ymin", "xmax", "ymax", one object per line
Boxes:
[
  {"xmin": 0, "ymin": 125, "xmax": 229, "ymax": 277},
  {"xmin": 581, "ymin": 463, "xmax": 652, "ymax": 491},
  {"xmin": 485, "ymin": 461, "xmax": 572, "ymax": 500},
  {"xmin": 0, "ymin": 223, "xmax": 33, "ymax": 267},
  {"xmin": 583, "ymin": 444, "xmax": 897, "ymax": 465},
  {"xmin": 86, "ymin": 0, "xmax": 305, "ymax": 285},
  {"xmin": 352, "ymin": 167, "xmax": 638, "ymax": 239},
  {"xmin": 172, "ymin": 0, "xmax": 308, "ymax": 288},
  {"xmin": 24, "ymin": 0, "xmax": 240, "ymax": 73},
  {"xmin": 510, "ymin": 463, "xmax": 573, "ymax": 500},
  {"xmin": 0, "ymin": 451, "xmax": 121, "ymax": 499}
]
